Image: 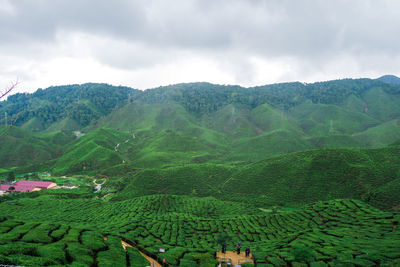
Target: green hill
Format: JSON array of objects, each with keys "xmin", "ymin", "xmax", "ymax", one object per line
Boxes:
[
  {"xmin": 307, "ymin": 134, "xmax": 361, "ymax": 148},
  {"xmin": 0, "ymin": 126, "xmax": 73, "ymax": 168},
  {"xmin": 377, "ymin": 74, "xmax": 400, "ymax": 85},
  {"xmin": 225, "ymin": 129, "xmax": 310, "ymax": 162},
  {"xmin": 0, "ymin": 83, "xmax": 137, "ymax": 131},
  {"xmin": 45, "ymin": 117, "xmax": 82, "ymax": 132},
  {"xmin": 224, "ymin": 146, "xmax": 400, "ymax": 209},
  {"xmin": 289, "ymin": 101, "xmax": 379, "ymax": 135},
  {"xmin": 354, "ymin": 119, "xmax": 400, "ymax": 147},
  {"xmin": 361, "ymin": 87, "xmax": 400, "ymax": 121},
  {"xmin": 51, "ymin": 128, "xmax": 132, "ymax": 174},
  {"xmin": 1, "ymin": 77, "xmax": 400, "ymax": 266},
  {"xmin": 21, "ymin": 117, "xmax": 45, "ymax": 132},
  {"xmin": 116, "ymin": 145, "xmax": 400, "ymax": 210},
  {"xmin": 1, "ymin": 78, "xmax": 400, "ymax": 171}
]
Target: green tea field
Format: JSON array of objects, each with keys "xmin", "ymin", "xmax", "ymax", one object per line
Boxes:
[{"xmin": 0, "ymin": 190, "xmax": 399, "ymax": 266}]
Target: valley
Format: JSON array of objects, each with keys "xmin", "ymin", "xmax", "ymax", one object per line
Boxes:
[{"xmin": 0, "ymin": 77, "xmax": 400, "ymax": 266}]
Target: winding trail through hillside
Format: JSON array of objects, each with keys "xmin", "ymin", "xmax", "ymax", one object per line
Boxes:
[
  {"xmin": 121, "ymin": 240, "xmax": 161, "ymax": 267},
  {"xmin": 93, "ymin": 179, "xmax": 106, "ymax": 192},
  {"xmin": 221, "ymin": 176, "xmax": 234, "ymax": 189},
  {"xmin": 114, "ymin": 133, "xmax": 136, "ymax": 152},
  {"xmin": 114, "ymin": 143, "xmax": 120, "ymax": 151},
  {"xmin": 101, "ymin": 192, "xmax": 116, "ymax": 199}
]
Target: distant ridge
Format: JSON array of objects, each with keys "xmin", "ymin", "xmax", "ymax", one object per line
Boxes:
[
  {"xmin": 1, "ymin": 78, "xmax": 400, "ymax": 180},
  {"xmin": 377, "ymin": 74, "xmax": 400, "ymax": 85}
]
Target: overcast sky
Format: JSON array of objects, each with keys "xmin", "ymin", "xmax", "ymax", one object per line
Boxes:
[{"xmin": 1, "ymin": 0, "xmax": 400, "ymax": 94}]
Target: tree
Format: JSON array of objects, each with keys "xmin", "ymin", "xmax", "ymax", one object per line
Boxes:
[
  {"xmin": 216, "ymin": 233, "xmax": 233, "ymax": 246},
  {"xmin": 7, "ymin": 172, "xmax": 15, "ymax": 182},
  {"xmin": 0, "ymin": 81, "xmax": 18, "ymax": 100},
  {"xmin": 0, "ymin": 81, "xmax": 18, "ymax": 137},
  {"xmin": 290, "ymin": 244, "xmax": 314, "ymax": 262}
]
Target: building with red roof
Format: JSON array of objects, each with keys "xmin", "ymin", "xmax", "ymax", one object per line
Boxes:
[{"xmin": 0, "ymin": 180, "xmax": 57, "ymax": 193}]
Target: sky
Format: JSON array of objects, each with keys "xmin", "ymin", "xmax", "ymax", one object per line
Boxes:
[{"xmin": 1, "ymin": 0, "xmax": 400, "ymax": 94}]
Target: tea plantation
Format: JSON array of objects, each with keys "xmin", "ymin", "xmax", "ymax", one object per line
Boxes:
[
  {"xmin": 0, "ymin": 216, "xmax": 145, "ymax": 266},
  {"xmin": 0, "ymin": 191, "xmax": 399, "ymax": 266},
  {"xmin": 1, "ymin": 80, "xmax": 400, "ymax": 266}
]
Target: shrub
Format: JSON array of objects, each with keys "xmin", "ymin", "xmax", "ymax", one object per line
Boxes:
[
  {"xmin": 37, "ymin": 242, "xmax": 66, "ymax": 264},
  {"xmin": 67, "ymin": 243, "xmax": 94, "ymax": 265},
  {"xmin": 127, "ymin": 247, "xmax": 150, "ymax": 267},
  {"xmin": 290, "ymin": 244, "xmax": 315, "ymax": 263},
  {"xmin": 81, "ymin": 230, "xmax": 106, "ymax": 251}
]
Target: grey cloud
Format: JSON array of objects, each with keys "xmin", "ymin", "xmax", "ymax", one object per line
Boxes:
[
  {"xmin": 0, "ymin": 0, "xmax": 145, "ymax": 43},
  {"xmin": 3, "ymin": 0, "xmax": 400, "ymax": 56},
  {"xmin": 1, "ymin": 0, "xmax": 400, "ymax": 89}
]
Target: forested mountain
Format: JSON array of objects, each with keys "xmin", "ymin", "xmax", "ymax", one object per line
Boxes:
[
  {"xmin": 135, "ymin": 78, "xmax": 400, "ymax": 114},
  {"xmin": 377, "ymin": 74, "xmax": 400, "ymax": 85},
  {"xmin": 1, "ymin": 77, "xmax": 400, "ymax": 266},
  {"xmin": 0, "ymin": 83, "xmax": 137, "ymax": 131},
  {"xmin": 1, "ymin": 77, "xmax": 400, "ymax": 170}
]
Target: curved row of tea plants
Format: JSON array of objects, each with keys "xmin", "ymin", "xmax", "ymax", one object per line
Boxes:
[
  {"xmin": 0, "ymin": 215, "xmax": 151, "ymax": 266},
  {"xmin": 0, "ymin": 191, "xmax": 399, "ymax": 266}
]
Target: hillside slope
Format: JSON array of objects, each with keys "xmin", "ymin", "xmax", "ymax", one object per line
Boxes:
[
  {"xmin": 0, "ymin": 126, "xmax": 74, "ymax": 168},
  {"xmin": 1, "ymin": 77, "xmax": 400, "ymax": 171},
  {"xmin": 115, "ymin": 145, "xmax": 400, "ymax": 210},
  {"xmin": 0, "ymin": 83, "xmax": 137, "ymax": 131}
]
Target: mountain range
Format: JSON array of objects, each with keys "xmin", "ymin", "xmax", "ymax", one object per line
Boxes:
[
  {"xmin": 1, "ymin": 76, "xmax": 400, "ymax": 209},
  {"xmin": 1, "ymin": 76, "xmax": 400, "ymax": 266}
]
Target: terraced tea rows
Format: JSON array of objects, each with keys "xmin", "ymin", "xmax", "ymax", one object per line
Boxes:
[
  {"xmin": 0, "ymin": 192, "xmax": 399, "ymax": 266},
  {"xmin": 0, "ymin": 216, "xmax": 151, "ymax": 266}
]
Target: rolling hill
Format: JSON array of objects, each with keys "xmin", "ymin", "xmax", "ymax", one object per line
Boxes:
[
  {"xmin": 1, "ymin": 77, "xmax": 400, "ymax": 266},
  {"xmin": 0, "ymin": 77, "xmax": 399, "ymax": 186},
  {"xmin": 114, "ymin": 143, "xmax": 400, "ymax": 210}
]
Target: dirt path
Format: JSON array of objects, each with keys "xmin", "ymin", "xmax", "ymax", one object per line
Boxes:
[
  {"xmin": 216, "ymin": 251, "xmax": 254, "ymax": 265},
  {"xmin": 93, "ymin": 179, "xmax": 106, "ymax": 186},
  {"xmin": 93, "ymin": 179, "xmax": 106, "ymax": 192},
  {"xmin": 114, "ymin": 143, "xmax": 120, "ymax": 152},
  {"xmin": 221, "ymin": 176, "xmax": 234, "ymax": 189},
  {"xmin": 121, "ymin": 240, "xmax": 161, "ymax": 267},
  {"xmin": 114, "ymin": 133, "xmax": 135, "ymax": 152},
  {"xmin": 101, "ymin": 193, "xmax": 116, "ymax": 199}
]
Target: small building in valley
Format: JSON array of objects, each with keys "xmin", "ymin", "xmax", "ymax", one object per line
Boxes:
[{"xmin": 0, "ymin": 180, "xmax": 57, "ymax": 193}]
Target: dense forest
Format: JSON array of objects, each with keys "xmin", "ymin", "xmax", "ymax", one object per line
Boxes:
[
  {"xmin": 0, "ymin": 83, "xmax": 137, "ymax": 128},
  {"xmin": 1, "ymin": 78, "xmax": 400, "ymax": 130}
]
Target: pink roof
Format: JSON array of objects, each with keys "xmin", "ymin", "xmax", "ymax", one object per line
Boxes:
[
  {"xmin": 1, "ymin": 184, "xmax": 35, "ymax": 192},
  {"xmin": 0, "ymin": 181, "xmax": 55, "ymax": 193},
  {"xmin": 15, "ymin": 180, "xmax": 53, "ymax": 188}
]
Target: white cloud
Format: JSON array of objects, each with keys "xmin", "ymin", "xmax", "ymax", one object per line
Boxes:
[
  {"xmin": 1, "ymin": 0, "xmax": 400, "ymax": 94},
  {"xmin": 0, "ymin": 0, "xmax": 14, "ymax": 13}
]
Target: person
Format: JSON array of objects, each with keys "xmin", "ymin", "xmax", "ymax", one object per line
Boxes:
[
  {"xmin": 222, "ymin": 242, "xmax": 227, "ymax": 253},
  {"xmin": 245, "ymin": 247, "xmax": 250, "ymax": 257},
  {"xmin": 236, "ymin": 243, "xmax": 241, "ymax": 255}
]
